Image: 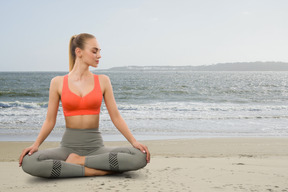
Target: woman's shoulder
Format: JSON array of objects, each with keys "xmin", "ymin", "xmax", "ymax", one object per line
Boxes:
[
  {"xmin": 49, "ymin": 75, "xmax": 66, "ymax": 88},
  {"xmin": 97, "ymin": 74, "xmax": 112, "ymax": 89},
  {"xmin": 97, "ymin": 74, "xmax": 111, "ymax": 82},
  {"xmin": 51, "ymin": 75, "xmax": 65, "ymax": 83}
]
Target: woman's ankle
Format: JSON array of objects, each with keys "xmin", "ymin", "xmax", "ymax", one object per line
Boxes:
[
  {"xmin": 65, "ymin": 153, "xmax": 85, "ymax": 166},
  {"xmin": 84, "ymin": 167, "xmax": 114, "ymax": 176}
]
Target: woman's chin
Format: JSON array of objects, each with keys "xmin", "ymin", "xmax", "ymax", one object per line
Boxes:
[{"xmin": 90, "ymin": 64, "xmax": 98, "ymax": 68}]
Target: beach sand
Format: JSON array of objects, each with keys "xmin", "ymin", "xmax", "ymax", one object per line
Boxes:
[{"xmin": 1, "ymin": 138, "xmax": 288, "ymax": 192}]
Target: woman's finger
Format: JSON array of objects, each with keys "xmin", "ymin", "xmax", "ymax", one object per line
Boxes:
[
  {"xmin": 139, "ymin": 144, "xmax": 150, "ymax": 163},
  {"xmin": 140, "ymin": 144, "xmax": 147, "ymax": 154},
  {"xmin": 29, "ymin": 147, "xmax": 38, "ymax": 155},
  {"xmin": 19, "ymin": 149, "xmax": 29, "ymax": 166},
  {"xmin": 136, "ymin": 144, "xmax": 145, "ymax": 153},
  {"xmin": 132, "ymin": 142, "xmax": 150, "ymax": 163},
  {"xmin": 143, "ymin": 145, "xmax": 150, "ymax": 163},
  {"xmin": 28, "ymin": 149, "xmax": 34, "ymax": 155}
]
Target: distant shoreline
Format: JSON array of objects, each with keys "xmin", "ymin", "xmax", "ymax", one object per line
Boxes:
[
  {"xmin": 107, "ymin": 61, "xmax": 288, "ymax": 71},
  {"xmin": 1, "ymin": 61, "xmax": 288, "ymax": 72}
]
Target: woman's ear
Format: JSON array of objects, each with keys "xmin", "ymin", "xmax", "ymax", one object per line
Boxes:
[{"xmin": 75, "ymin": 47, "xmax": 82, "ymax": 58}]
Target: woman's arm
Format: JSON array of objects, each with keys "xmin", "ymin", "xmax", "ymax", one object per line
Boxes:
[
  {"xmin": 19, "ymin": 76, "xmax": 61, "ymax": 166},
  {"xmin": 34, "ymin": 76, "xmax": 61, "ymax": 146},
  {"xmin": 101, "ymin": 75, "xmax": 150, "ymax": 163}
]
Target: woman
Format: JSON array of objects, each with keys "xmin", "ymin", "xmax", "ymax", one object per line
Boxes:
[{"xmin": 19, "ymin": 33, "xmax": 150, "ymax": 178}]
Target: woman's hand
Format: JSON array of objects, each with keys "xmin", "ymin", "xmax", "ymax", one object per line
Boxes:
[
  {"xmin": 19, "ymin": 144, "xmax": 39, "ymax": 167},
  {"xmin": 132, "ymin": 141, "xmax": 150, "ymax": 163}
]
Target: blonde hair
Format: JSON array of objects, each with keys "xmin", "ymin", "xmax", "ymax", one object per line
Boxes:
[{"xmin": 68, "ymin": 33, "xmax": 96, "ymax": 71}]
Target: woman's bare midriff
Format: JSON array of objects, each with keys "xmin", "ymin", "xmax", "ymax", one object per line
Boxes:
[{"xmin": 65, "ymin": 115, "xmax": 100, "ymax": 129}]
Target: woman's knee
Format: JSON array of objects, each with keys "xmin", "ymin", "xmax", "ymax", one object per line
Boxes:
[
  {"xmin": 22, "ymin": 152, "xmax": 53, "ymax": 178},
  {"xmin": 130, "ymin": 148, "xmax": 148, "ymax": 169},
  {"xmin": 22, "ymin": 153, "xmax": 39, "ymax": 176}
]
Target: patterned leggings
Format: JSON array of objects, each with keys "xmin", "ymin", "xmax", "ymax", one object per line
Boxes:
[{"xmin": 22, "ymin": 128, "xmax": 147, "ymax": 178}]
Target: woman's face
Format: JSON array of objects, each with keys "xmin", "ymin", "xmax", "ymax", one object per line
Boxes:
[{"xmin": 80, "ymin": 38, "xmax": 101, "ymax": 68}]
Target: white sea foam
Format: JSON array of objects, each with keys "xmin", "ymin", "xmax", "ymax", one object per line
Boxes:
[{"xmin": 1, "ymin": 71, "xmax": 288, "ymax": 141}]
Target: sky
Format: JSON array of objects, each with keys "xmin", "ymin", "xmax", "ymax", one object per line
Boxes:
[{"xmin": 0, "ymin": 0, "xmax": 287, "ymax": 71}]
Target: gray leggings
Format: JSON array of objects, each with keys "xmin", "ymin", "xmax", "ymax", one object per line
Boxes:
[{"xmin": 22, "ymin": 128, "xmax": 147, "ymax": 178}]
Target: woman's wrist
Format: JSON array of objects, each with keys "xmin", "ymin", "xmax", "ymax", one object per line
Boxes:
[
  {"xmin": 130, "ymin": 139, "xmax": 138, "ymax": 147},
  {"xmin": 33, "ymin": 141, "xmax": 41, "ymax": 148}
]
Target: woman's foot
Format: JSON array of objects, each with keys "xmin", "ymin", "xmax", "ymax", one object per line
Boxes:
[
  {"xmin": 66, "ymin": 153, "xmax": 118, "ymax": 176},
  {"xmin": 84, "ymin": 167, "xmax": 115, "ymax": 176},
  {"xmin": 65, "ymin": 153, "xmax": 85, "ymax": 166}
]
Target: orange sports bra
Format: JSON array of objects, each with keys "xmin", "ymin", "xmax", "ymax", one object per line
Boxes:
[{"xmin": 61, "ymin": 74, "xmax": 103, "ymax": 116}]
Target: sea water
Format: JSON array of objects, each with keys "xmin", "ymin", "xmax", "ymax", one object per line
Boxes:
[{"xmin": 1, "ymin": 70, "xmax": 288, "ymax": 141}]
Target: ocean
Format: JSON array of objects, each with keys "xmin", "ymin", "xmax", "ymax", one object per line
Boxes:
[{"xmin": 1, "ymin": 70, "xmax": 288, "ymax": 141}]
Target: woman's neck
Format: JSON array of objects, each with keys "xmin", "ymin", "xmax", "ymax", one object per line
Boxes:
[{"xmin": 69, "ymin": 60, "xmax": 92, "ymax": 80}]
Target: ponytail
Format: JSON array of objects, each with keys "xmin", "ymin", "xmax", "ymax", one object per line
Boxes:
[
  {"xmin": 68, "ymin": 33, "xmax": 96, "ymax": 72},
  {"xmin": 69, "ymin": 35, "xmax": 77, "ymax": 72}
]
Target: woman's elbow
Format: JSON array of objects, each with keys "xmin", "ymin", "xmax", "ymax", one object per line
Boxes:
[
  {"xmin": 43, "ymin": 118, "xmax": 57, "ymax": 129},
  {"xmin": 111, "ymin": 113, "xmax": 124, "ymax": 122}
]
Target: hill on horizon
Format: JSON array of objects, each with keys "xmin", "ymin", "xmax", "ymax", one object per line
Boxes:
[{"xmin": 108, "ymin": 61, "xmax": 288, "ymax": 71}]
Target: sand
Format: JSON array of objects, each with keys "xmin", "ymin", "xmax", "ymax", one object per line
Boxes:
[{"xmin": 1, "ymin": 138, "xmax": 288, "ymax": 192}]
